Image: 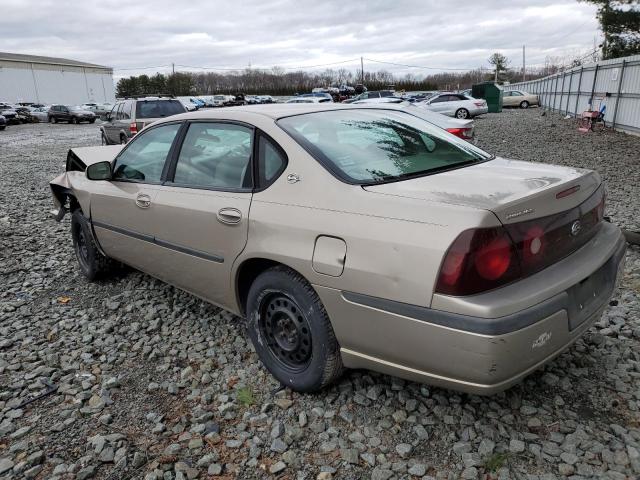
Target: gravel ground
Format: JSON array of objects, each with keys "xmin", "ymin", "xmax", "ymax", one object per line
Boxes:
[{"xmin": 1, "ymin": 110, "xmax": 639, "ymax": 480}]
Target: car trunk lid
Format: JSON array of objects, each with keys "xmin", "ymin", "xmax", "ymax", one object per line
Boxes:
[{"xmin": 363, "ymin": 157, "xmax": 601, "ymax": 223}]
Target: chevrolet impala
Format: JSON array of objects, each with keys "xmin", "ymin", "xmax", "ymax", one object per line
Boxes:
[{"xmin": 50, "ymin": 104, "xmax": 626, "ymax": 394}]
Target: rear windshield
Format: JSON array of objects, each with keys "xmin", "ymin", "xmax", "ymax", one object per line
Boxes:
[
  {"xmin": 135, "ymin": 100, "xmax": 185, "ymax": 119},
  {"xmin": 278, "ymin": 109, "xmax": 491, "ymax": 184}
]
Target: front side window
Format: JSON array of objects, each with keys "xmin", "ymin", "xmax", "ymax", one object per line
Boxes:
[
  {"xmin": 430, "ymin": 95, "xmax": 448, "ymax": 103},
  {"xmin": 173, "ymin": 122, "xmax": 253, "ymax": 189},
  {"xmin": 113, "ymin": 123, "xmax": 181, "ymax": 183},
  {"xmin": 278, "ymin": 109, "xmax": 491, "ymax": 184}
]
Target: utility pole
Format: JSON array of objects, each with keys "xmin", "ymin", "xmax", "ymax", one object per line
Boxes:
[
  {"xmin": 522, "ymin": 45, "xmax": 526, "ymax": 82},
  {"xmin": 360, "ymin": 57, "xmax": 364, "ymax": 84},
  {"xmin": 172, "ymin": 63, "xmax": 175, "ymax": 75}
]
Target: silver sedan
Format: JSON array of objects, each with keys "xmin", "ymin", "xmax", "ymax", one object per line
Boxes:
[
  {"xmin": 31, "ymin": 106, "xmax": 50, "ymax": 122},
  {"xmin": 416, "ymin": 92, "xmax": 488, "ymax": 119}
]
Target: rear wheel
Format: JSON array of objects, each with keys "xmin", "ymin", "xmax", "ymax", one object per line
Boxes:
[
  {"xmin": 246, "ymin": 266, "xmax": 343, "ymax": 392},
  {"xmin": 455, "ymin": 108, "xmax": 470, "ymax": 119},
  {"xmin": 71, "ymin": 210, "xmax": 112, "ymax": 281},
  {"xmin": 520, "ymin": 100, "xmax": 530, "ymax": 109},
  {"xmin": 120, "ymin": 134, "xmax": 127, "ymax": 145},
  {"xmin": 73, "ymin": 117, "xmax": 79, "ymax": 124}
]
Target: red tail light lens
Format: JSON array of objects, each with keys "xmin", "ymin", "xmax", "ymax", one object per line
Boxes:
[
  {"xmin": 446, "ymin": 127, "xmax": 473, "ymax": 140},
  {"xmin": 474, "ymin": 102, "xmax": 485, "ymax": 107},
  {"xmin": 435, "ymin": 227, "xmax": 520, "ymax": 295},
  {"xmin": 129, "ymin": 122, "xmax": 138, "ymax": 134}
]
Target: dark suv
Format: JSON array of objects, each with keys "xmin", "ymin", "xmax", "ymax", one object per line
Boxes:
[
  {"xmin": 101, "ymin": 97, "xmax": 186, "ymax": 145},
  {"xmin": 48, "ymin": 105, "xmax": 96, "ymax": 124}
]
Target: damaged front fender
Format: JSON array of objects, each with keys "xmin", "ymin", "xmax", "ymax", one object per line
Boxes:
[{"xmin": 49, "ymin": 145, "xmax": 122, "ymax": 221}]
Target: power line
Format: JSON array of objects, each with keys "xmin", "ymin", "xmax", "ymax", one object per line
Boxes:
[
  {"xmin": 172, "ymin": 58, "xmax": 361, "ymax": 72},
  {"xmin": 364, "ymin": 58, "xmax": 475, "ymax": 71},
  {"xmin": 113, "ymin": 65, "xmax": 170, "ymax": 71}
]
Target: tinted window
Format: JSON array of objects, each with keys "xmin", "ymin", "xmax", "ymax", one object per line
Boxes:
[
  {"xmin": 258, "ymin": 134, "xmax": 287, "ymax": 187},
  {"xmin": 113, "ymin": 123, "xmax": 181, "ymax": 183},
  {"xmin": 121, "ymin": 101, "xmax": 132, "ymax": 120},
  {"xmin": 173, "ymin": 123, "xmax": 252, "ymax": 189},
  {"xmin": 136, "ymin": 100, "xmax": 185, "ymax": 119},
  {"xmin": 278, "ymin": 109, "xmax": 491, "ymax": 184},
  {"xmin": 430, "ymin": 95, "xmax": 448, "ymax": 103}
]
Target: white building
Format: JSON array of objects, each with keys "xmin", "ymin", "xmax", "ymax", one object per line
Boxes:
[{"xmin": 0, "ymin": 52, "xmax": 115, "ymax": 105}]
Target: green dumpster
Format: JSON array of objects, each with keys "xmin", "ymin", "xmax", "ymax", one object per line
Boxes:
[{"xmin": 471, "ymin": 82, "xmax": 503, "ymax": 113}]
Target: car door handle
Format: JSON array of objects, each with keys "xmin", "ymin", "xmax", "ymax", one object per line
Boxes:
[
  {"xmin": 135, "ymin": 193, "xmax": 152, "ymax": 209},
  {"xmin": 217, "ymin": 208, "xmax": 242, "ymax": 225}
]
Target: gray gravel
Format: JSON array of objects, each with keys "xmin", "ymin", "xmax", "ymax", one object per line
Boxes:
[{"xmin": 1, "ymin": 111, "xmax": 639, "ymax": 480}]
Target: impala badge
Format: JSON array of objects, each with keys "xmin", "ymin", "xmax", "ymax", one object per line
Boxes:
[
  {"xmin": 532, "ymin": 331, "xmax": 552, "ymax": 349},
  {"xmin": 287, "ymin": 173, "xmax": 301, "ymax": 184}
]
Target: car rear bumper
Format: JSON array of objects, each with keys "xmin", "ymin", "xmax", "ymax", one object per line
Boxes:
[
  {"xmin": 315, "ymin": 223, "xmax": 626, "ymax": 395},
  {"xmin": 470, "ymin": 106, "xmax": 489, "ymax": 116}
]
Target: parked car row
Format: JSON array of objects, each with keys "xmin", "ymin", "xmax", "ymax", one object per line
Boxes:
[{"xmin": 0, "ymin": 102, "xmax": 112, "ymax": 127}]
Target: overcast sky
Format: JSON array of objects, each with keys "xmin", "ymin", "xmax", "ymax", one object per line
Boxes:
[{"xmin": 2, "ymin": 0, "xmax": 601, "ymax": 79}]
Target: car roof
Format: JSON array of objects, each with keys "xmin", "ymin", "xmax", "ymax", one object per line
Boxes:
[{"xmin": 159, "ymin": 102, "xmax": 443, "ymax": 122}]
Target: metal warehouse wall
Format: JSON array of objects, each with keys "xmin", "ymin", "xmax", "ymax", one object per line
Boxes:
[
  {"xmin": 0, "ymin": 61, "xmax": 115, "ymax": 105},
  {"xmin": 509, "ymin": 54, "xmax": 640, "ymax": 135}
]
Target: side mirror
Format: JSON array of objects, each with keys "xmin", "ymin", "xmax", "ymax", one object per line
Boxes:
[{"xmin": 86, "ymin": 161, "xmax": 112, "ymax": 181}]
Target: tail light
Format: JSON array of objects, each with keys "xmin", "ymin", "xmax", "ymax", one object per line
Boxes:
[
  {"xmin": 446, "ymin": 127, "xmax": 473, "ymax": 140},
  {"xmin": 129, "ymin": 122, "xmax": 138, "ymax": 135},
  {"xmin": 436, "ymin": 186, "xmax": 605, "ymax": 296},
  {"xmin": 474, "ymin": 102, "xmax": 485, "ymax": 107},
  {"xmin": 435, "ymin": 227, "xmax": 521, "ymax": 295}
]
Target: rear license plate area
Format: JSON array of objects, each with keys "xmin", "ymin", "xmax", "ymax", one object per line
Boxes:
[{"xmin": 566, "ymin": 262, "xmax": 611, "ymax": 330}]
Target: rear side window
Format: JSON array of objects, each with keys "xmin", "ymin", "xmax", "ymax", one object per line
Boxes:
[
  {"xmin": 257, "ymin": 134, "xmax": 287, "ymax": 188},
  {"xmin": 173, "ymin": 122, "xmax": 253, "ymax": 189},
  {"xmin": 113, "ymin": 123, "xmax": 181, "ymax": 183},
  {"xmin": 136, "ymin": 100, "xmax": 186, "ymax": 119}
]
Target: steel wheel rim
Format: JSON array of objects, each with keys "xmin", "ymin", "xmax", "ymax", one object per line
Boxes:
[
  {"xmin": 75, "ymin": 227, "xmax": 90, "ymax": 270},
  {"xmin": 259, "ymin": 293, "xmax": 312, "ymax": 372}
]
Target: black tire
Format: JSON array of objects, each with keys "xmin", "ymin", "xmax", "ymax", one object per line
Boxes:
[
  {"xmin": 455, "ymin": 108, "xmax": 470, "ymax": 119},
  {"xmin": 120, "ymin": 134, "xmax": 127, "ymax": 145},
  {"xmin": 73, "ymin": 117, "xmax": 79, "ymax": 124},
  {"xmin": 0, "ymin": 126, "xmax": 5, "ymax": 131},
  {"xmin": 71, "ymin": 210, "xmax": 112, "ymax": 281},
  {"xmin": 48, "ymin": 116, "xmax": 54, "ymax": 123},
  {"xmin": 89, "ymin": 119, "xmax": 96, "ymax": 124},
  {"xmin": 246, "ymin": 266, "xmax": 343, "ymax": 392},
  {"xmin": 52, "ymin": 116, "xmax": 58, "ymax": 124},
  {"xmin": 520, "ymin": 100, "xmax": 530, "ymax": 109}
]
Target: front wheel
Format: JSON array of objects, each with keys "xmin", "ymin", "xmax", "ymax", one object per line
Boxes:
[
  {"xmin": 71, "ymin": 210, "xmax": 112, "ymax": 281},
  {"xmin": 246, "ymin": 266, "xmax": 343, "ymax": 392},
  {"xmin": 520, "ymin": 101, "xmax": 530, "ymax": 109},
  {"xmin": 455, "ymin": 108, "xmax": 470, "ymax": 119}
]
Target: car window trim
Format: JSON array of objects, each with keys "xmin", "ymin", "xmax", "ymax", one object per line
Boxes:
[
  {"xmin": 110, "ymin": 120, "xmax": 185, "ymax": 186},
  {"xmin": 163, "ymin": 119, "xmax": 256, "ymax": 193},
  {"xmin": 253, "ymin": 129, "xmax": 289, "ymax": 193}
]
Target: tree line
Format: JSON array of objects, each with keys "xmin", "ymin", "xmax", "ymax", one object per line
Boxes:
[{"xmin": 115, "ymin": 64, "xmax": 557, "ymax": 98}]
